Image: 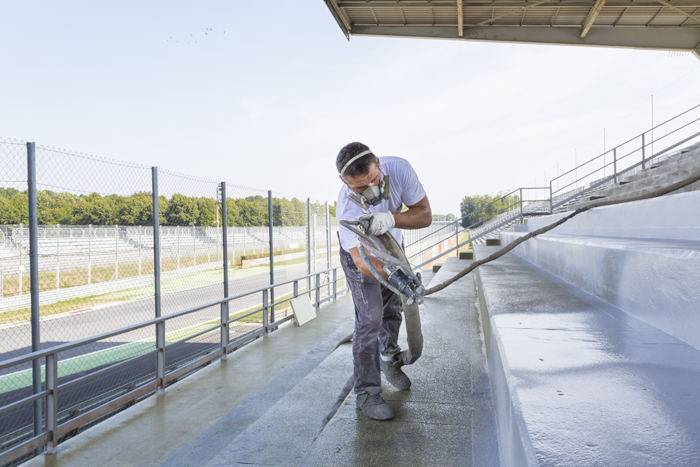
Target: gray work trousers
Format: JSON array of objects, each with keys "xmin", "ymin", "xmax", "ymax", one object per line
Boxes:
[{"xmin": 339, "ymin": 248, "xmax": 403, "ymax": 395}]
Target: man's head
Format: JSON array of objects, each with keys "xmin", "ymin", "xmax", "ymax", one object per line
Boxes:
[
  {"xmin": 336, "ymin": 142, "xmax": 381, "ymax": 192},
  {"xmin": 336, "ymin": 142, "xmax": 388, "ymax": 208}
]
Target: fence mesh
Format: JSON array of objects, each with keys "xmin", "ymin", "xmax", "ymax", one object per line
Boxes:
[
  {"xmin": 0, "ymin": 138, "xmax": 353, "ymax": 458},
  {"xmin": 157, "ymin": 170, "xmax": 224, "ymax": 367}
]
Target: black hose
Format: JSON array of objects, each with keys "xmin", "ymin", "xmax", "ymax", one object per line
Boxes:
[{"xmin": 424, "ymin": 170, "xmax": 700, "ymax": 295}]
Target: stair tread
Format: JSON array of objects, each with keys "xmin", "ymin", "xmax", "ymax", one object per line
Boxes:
[{"xmin": 475, "ymin": 245, "xmax": 700, "ymax": 465}]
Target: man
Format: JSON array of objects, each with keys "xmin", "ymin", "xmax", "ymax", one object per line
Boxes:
[{"xmin": 336, "ymin": 141, "xmax": 432, "ymax": 421}]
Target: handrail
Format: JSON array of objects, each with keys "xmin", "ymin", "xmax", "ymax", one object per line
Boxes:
[
  {"xmin": 0, "ymin": 265, "xmax": 343, "ymax": 372},
  {"xmin": 551, "ymin": 104, "xmax": 699, "ymax": 184}
]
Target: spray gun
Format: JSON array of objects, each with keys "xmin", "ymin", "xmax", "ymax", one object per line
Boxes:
[{"xmin": 340, "ymin": 217, "xmax": 425, "ymax": 305}]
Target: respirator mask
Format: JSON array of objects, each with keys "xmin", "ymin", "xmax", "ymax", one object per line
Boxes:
[{"xmin": 340, "ymin": 149, "xmax": 390, "ymax": 209}]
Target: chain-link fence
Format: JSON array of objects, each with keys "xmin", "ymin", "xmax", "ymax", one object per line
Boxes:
[{"xmin": 0, "ymin": 140, "xmax": 349, "ymax": 462}]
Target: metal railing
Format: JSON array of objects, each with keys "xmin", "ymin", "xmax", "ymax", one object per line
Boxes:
[
  {"xmin": 409, "ymin": 104, "xmax": 700, "ymax": 269},
  {"xmin": 0, "ymin": 264, "xmax": 345, "ymax": 465},
  {"xmin": 0, "ymin": 140, "xmax": 345, "ymax": 465},
  {"xmin": 550, "ymin": 103, "xmax": 700, "ymax": 211}
]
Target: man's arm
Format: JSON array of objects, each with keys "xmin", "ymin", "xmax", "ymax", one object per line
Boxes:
[
  {"xmin": 393, "ymin": 196, "xmax": 432, "ymax": 229},
  {"xmin": 349, "ymin": 196, "xmax": 432, "ymax": 278}
]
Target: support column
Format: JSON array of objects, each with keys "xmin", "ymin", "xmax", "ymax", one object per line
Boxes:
[
  {"xmin": 26, "ymin": 142, "xmax": 42, "ymax": 437},
  {"xmin": 267, "ymin": 190, "xmax": 275, "ymax": 324},
  {"xmin": 220, "ymin": 182, "xmax": 230, "ymax": 355},
  {"xmin": 151, "ymin": 167, "xmax": 165, "ymax": 388}
]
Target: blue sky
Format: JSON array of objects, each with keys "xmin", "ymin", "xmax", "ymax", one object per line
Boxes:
[{"xmin": 2, "ymin": 1, "xmax": 699, "ymax": 214}]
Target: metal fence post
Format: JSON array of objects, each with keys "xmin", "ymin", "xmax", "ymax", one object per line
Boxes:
[
  {"xmin": 18, "ymin": 230, "xmax": 23, "ymax": 297},
  {"xmin": 641, "ymin": 133, "xmax": 646, "ymax": 169},
  {"xmin": 27, "ymin": 142, "xmax": 43, "ymax": 438},
  {"xmin": 55, "ymin": 224, "xmax": 60, "ymax": 289},
  {"xmin": 45, "ymin": 353, "xmax": 58, "ymax": 453},
  {"xmin": 305, "ymin": 198, "xmax": 312, "ymax": 296},
  {"xmin": 262, "ymin": 288, "xmax": 269, "ymax": 332},
  {"xmin": 220, "ymin": 182, "xmax": 230, "ymax": 356},
  {"xmin": 325, "ymin": 202, "xmax": 331, "ymax": 295},
  {"xmin": 267, "ymin": 190, "xmax": 275, "ymax": 324},
  {"xmin": 192, "ymin": 224, "xmax": 196, "ymax": 265},
  {"xmin": 87, "ymin": 224, "xmax": 92, "ymax": 284},
  {"xmin": 314, "ymin": 273, "xmax": 321, "ymax": 309},
  {"xmin": 138, "ymin": 226, "xmax": 143, "ymax": 276},
  {"xmin": 152, "ymin": 167, "xmax": 165, "ymax": 389},
  {"xmin": 332, "ymin": 268, "xmax": 337, "ymax": 301},
  {"xmin": 114, "ymin": 224, "xmax": 119, "ymax": 279},
  {"xmin": 176, "ymin": 225, "xmax": 181, "ymax": 268},
  {"xmin": 519, "ymin": 188, "xmax": 524, "ymax": 215},
  {"xmin": 613, "ymin": 148, "xmax": 618, "ymax": 183}
]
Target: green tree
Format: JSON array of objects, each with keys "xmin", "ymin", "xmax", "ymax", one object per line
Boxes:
[{"xmin": 459, "ymin": 193, "xmax": 519, "ymax": 227}]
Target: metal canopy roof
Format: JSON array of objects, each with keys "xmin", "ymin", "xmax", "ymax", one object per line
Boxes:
[{"xmin": 324, "ymin": 0, "xmax": 700, "ymax": 57}]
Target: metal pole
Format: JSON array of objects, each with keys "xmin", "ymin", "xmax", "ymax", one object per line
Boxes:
[
  {"xmin": 27, "ymin": 142, "xmax": 42, "ymax": 437},
  {"xmin": 324, "ymin": 202, "xmax": 331, "ymax": 295},
  {"xmin": 454, "ymin": 219, "xmax": 459, "ymax": 257},
  {"xmin": 613, "ymin": 148, "xmax": 618, "ymax": 183},
  {"xmin": 55, "ymin": 224, "xmax": 60, "ymax": 289},
  {"xmin": 114, "ymin": 225, "xmax": 119, "ymax": 279},
  {"xmin": 314, "ymin": 273, "xmax": 321, "ymax": 309},
  {"xmin": 641, "ymin": 133, "xmax": 646, "ymax": 169},
  {"xmin": 18, "ymin": 229, "xmax": 22, "ymax": 297},
  {"xmin": 220, "ymin": 182, "xmax": 230, "ymax": 355},
  {"xmin": 152, "ymin": 167, "xmax": 164, "ymax": 389},
  {"xmin": 519, "ymin": 188, "xmax": 523, "ymax": 215},
  {"xmin": 549, "ymin": 181, "xmax": 553, "ymax": 213},
  {"xmin": 262, "ymin": 288, "xmax": 269, "ymax": 332},
  {"xmin": 45, "ymin": 353, "xmax": 58, "ymax": 453},
  {"xmin": 332, "ymin": 268, "xmax": 337, "ymax": 301},
  {"xmin": 87, "ymin": 224, "xmax": 92, "ymax": 284},
  {"xmin": 305, "ymin": 198, "xmax": 311, "ymax": 296},
  {"xmin": 138, "ymin": 226, "xmax": 143, "ymax": 275},
  {"xmin": 267, "ymin": 191, "xmax": 275, "ymax": 324}
]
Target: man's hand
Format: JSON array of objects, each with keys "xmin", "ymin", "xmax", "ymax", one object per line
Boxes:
[{"xmin": 360, "ymin": 212, "xmax": 395, "ymax": 236}]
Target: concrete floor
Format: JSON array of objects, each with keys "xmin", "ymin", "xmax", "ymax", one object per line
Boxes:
[
  {"xmin": 24, "ymin": 258, "xmax": 499, "ymax": 467},
  {"xmin": 303, "ymin": 259, "xmax": 500, "ymax": 466}
]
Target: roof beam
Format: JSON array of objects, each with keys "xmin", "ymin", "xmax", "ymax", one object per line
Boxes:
[
  {"xmin": 351, "ymin": 24, "xmax": 700, "ymax": 51},
  {"xmin": 580, "ymin": 0, "xmax": 607, "ymax": 38},
  {"xmin": 654, "ymin": 0, "xmax": 700, "ymax": 24},
  {"xmin": 475, "ymin": 0, "xmax": 550, "ymax": 26},
  {"xmin": 457, "ymin": 0, "xmax": 464, "ymax": 37},
  {"xmin": 324, "ymin": 0, "xmax": 352, "ymax": 38}
]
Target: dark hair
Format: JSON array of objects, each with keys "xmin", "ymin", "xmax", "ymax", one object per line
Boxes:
[{"xmin": 336, "ymin": 142, "xmax": 378, "ymax": 177}]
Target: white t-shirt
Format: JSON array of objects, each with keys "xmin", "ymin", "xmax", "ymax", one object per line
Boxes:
[{"xmin": 337, "ymin": 156, "xmax": 426, "ymax": 251}]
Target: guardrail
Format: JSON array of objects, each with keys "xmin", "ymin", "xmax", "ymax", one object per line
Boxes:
[{"xmin": 0, "ymin": 264, "xmax": 346, "ymax": 465}]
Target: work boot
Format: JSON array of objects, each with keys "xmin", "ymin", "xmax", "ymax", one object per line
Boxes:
[
  {"xmin": 380, "ymin": 357, "xmax": 412, "ymax": 391},
  {"xmin": 356, "ymin": 392, "xmax": 395, "ymax": 421}
]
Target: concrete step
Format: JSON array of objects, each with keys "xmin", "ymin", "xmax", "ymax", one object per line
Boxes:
[
  {"xmin": 501, "ymin": 230, "xmax": 700, "ymax": 348},
  {"xmin": 508, "ymin": 190, "xmax": 700, "ymax": 348},
  {"xmin": 474, "ymin": 245, "xmax": 700, "ymax": 465}
]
